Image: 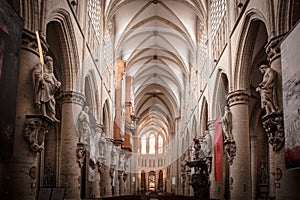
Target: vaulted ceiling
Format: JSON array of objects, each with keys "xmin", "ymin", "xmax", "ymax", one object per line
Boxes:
[{"xmin": 106, "ymin": 0, "xmax": 208, "ymax": 140}]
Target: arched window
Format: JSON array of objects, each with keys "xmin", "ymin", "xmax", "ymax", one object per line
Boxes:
[
  {"xmin": 158, "ymin": 135, "xmax": 163, "ymax": 154},
  {"xmin": 141, "ymin": 135, "xmax": 147, "ymax": 154},
  {"xmin": 149, "ymin": 134, "xmax": 155, "ymax": 154}
]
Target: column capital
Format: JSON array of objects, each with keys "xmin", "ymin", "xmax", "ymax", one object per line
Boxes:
[
  {"xmin": 226, "ymin": 90, "xmax": 250, "ymax": 107},
  {"xmin": 207, "ymin": 120, "xmax": 215, "ymax": 131},
  {"xmin": 265, "ymin": 34, "xmax": 286, "ymax": 64},
  {"xmin": 22, "ymin": 29, "xmax": 48, "ymax": 57},
  {"xmin": 59, "ymin": 91, "xmax": 86, "ymax": 106}
]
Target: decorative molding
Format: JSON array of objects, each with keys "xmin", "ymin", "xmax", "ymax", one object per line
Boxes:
[
  {"xmin": 76, "ymin": 142, "xmax": 86, "ymax": 168},
  {"xmin": 261, "ymin": 113, "xmax": 284, "ymax": 152},
  {"xmin": 227, "ymin": 90, "xmax": 250, "ymax": 106},
  {"xmin": 224, "ymin": 140, "xmax": 237, "ymax": 165},
  {"xmin": 24, "ymin": 115, "xmax": 54, "ymax": 152},
  {"xmin": 265, "ymin": 34, "xmax": 286, "ymax": 63},
  {"xmin": 22, "ymin": 29, "xmax": 48, "ymax": 56},
  {"xmin": 59, "ymin": 91, "xmax": 86, "ymax": 106}
]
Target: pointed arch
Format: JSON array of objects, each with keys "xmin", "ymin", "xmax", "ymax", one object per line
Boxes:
[
  {"xmin": 233, "ymin": 10, "xmax": 269, "ymax": 91},
  {"xmin": 47, "ymin": 8, "xmax": 80, "ymax": 91},
  {"xmin": 102, "ymin": 99, "xmax": 111, "ymax": 137},
  {"xmin": 199, "ymin": 97, "xmax": 208, "ymax": 138}
]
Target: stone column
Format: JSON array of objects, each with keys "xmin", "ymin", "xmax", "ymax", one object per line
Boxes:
[
  {"xmin": 250, "ymin": 136, "xmax": 258, "ymax": 200},
  {"xmin": 101, "ymin": 139, "xmax": 113, "ymax": 197},
  {"xmin": 118, "ymin": 171, "xmax": 125, "ymax": 195},
  {"xmin": 7, "ymin": 29, "xmax": 48, "ymax": 200},
  {"xmin": 265, "ymin": 35, "xmax": 286, "ymax": 200},
  {"xmin": 227, "ymin": 90, "xmax": 251, "ymax": 199},
  {"xmin": 102, "ymin": 163, "xmax": 112, "ymax": 197},
  {"xmin": 59, "ymin": 91, "xmax": 85, "ymax": 199},
  {"xmin": 207, "ymin": 120, "xmax": 218, "ymax": 199}
]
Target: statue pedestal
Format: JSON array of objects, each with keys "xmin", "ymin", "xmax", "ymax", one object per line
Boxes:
[
  {"xmin": 24, "ymin": 114, "xmax": 55, "ymax": 152},
  {"xmin": 261, "ymin": 112, "xmax": 284, "ymax": 152}
]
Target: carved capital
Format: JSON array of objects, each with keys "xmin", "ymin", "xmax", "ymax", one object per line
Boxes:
[
  {"xmin": 76, "ymin": 142, "xmax": 86, "ymax": 168},
  {"xmin": 118, "ymin": 170, "xmax": 124, "ymax": 180},
  {"xmin": 227, "ymin": 90, "xmax": 250, "ymax": 106},
  {"xmin": 59, "ymin": 91, "xmax": 86, "ymax": 106},
  {"xmin": 265, "ymin": 34, "xmax": 286, "ymax": 63},
  {"xmin": 96, "ymin": 123, "xmax": 104, "ymax": 133},
  {"xmin": 123, "ymin": 173, "xmax": 128, "ymax": 182},
  {"xmin": 224, "ymin": 140, "xmax": 237, "ymax": 165},
  {"xmin": 97, "ymin": 158, "xmax": 106, "ymax": 174},
  {"xmin": 207, "ymin": 120, "xmax": 215, "ymax": 131},
  {"xmin": 22, "ymin": 29, "xmax": 48, "ymax": 56},
  {"xmin": 261, "ymin": 113, "xmax": 284, "ymax": 152},
  {"xmin": 24, "ymin": 115, "xmax": 54, "ymax": 152}
]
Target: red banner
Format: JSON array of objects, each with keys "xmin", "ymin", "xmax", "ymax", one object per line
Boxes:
[{"xmin": 214, "ymin": 116, "xmax": 223, "ymax": 183}]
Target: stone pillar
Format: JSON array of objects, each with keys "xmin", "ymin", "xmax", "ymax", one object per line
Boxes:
[
  {"xmin": 265, "ymin": 34, "xmax": 286, "ymax": 111},
  {"xmin": 100, "ymin": 139, "xmax": 113, "ymax": 197},
  {"xmin": 227, "ymin": 90, "xmax": 251, "ymax": 199},
  {"xmin": 7, "ymin": 29, "xmax": 48, "ymax": 200},
  {"xmin": 207, "ymin": 120, "xmax": 218, "ymax": 199},
  {"xmin": 118, "ymin": 171, "xmax": 125, "ymax": 195},
  {"xmin": 268, "ymin": 145, "xmax": 276, "ymax": 197},
  {"xmin": 102, "ymin": 163, "xmax": 112, "ymax": 197},
  {"xmin": 265, "ymin": 35, "xmax": 287, "ymax": 200},
  {"xmin": 59, "ymin": 91, "xmax": 85, "ymax": 199},
  {"xmin": 250, "ymin": 136, "xmax": 258, "ymax": 200}
]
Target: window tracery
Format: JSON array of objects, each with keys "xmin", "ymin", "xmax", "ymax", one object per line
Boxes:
[{"xmin": 88, "ymin": 0, "xmax": 101, "ymax": 39}]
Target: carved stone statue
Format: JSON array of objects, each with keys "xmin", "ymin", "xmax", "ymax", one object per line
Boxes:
[
  {"xmin": 202, "ymin": 131, "xmax": 212, "ymax": 156},
  {"xmin": 221, "ymin": 106, "xmax": 233, "ymax": 141},
  {"xmin": 258, "ymin": 162, "xmax": 268, "ymax": 185},
  {"xmin": 98, "ymin": 127, "xmax": 106, "ymax": 158},
  {"xmin": 119, "ymin": 153, "xmax": 125, "ymax": 171},
  {"xmin": 256, "ymin": 64, "xmax": 278, "ymax": 115},
  {"xmin": 193, "ymin": 138, "xmax": 205, "ymax": 160},
  {"xmin": 77, "ymin": 106, "xmax": 91, "ymax": 144},
  {"xmin": 44, "ymin": 161, "xmax": 54, "ymax": 186},
  {"xmin": 111, "ymin": 146, "xmax": 118, "ymax": 166},
  {"xmin": 32, "ymin": 56, "xmax": 61, "ymax": 122}
]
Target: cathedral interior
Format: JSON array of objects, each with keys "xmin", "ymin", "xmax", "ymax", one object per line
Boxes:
[{"xmin": 0, "ymin": 0, "xmax": 300, "ymax": 200}]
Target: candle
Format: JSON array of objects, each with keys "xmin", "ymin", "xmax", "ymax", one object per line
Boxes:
[{"xmin": 35, "ymin": 31, "xmax": 44, "ymax": 76}]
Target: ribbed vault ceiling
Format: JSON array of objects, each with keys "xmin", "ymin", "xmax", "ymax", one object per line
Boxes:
[{"xmin": 107, "ymin": 0, "xmax": 207, "ymax": 142}]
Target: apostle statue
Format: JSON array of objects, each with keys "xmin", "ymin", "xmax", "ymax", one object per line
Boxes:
[
  {"xmin": 221, "ymin": 106, "xmax": 233, "ymax": 142},
  {"xmin": 32, "ymin": 55, "xmax": 61, "ymax": 122},
  {"xmin": 77, "ymin": 106, "xmax": 91, "ymax": 144},
  {"xmin": 256, "ymin": 64, "xmax": 278, "ymax": 115}
]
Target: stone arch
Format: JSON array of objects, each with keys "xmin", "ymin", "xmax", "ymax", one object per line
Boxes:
[
  {"xmin": 192, "ymin": 115, "xmax": 197, "ymax": 139},
  {"xmin": 233, "ymin": 10, "xmax": 269, "ymax": 91},
  {"xmin": 47, "ymin": 8, "xmax": 80, "ymax": 91},
  {"xmin": 84, "ymin": 70, "xmax": 97, "ymax": 117},
  {"xmin": 212, "ymin": 71, "xmax": 229, "ymax": 119},
  {"xmin": 102, "ymin": 99, "xmax": 111, "ymax": 137},
  {"xmin": 199, "ymin": 97, "xmax": 208, "ymax": 138}
]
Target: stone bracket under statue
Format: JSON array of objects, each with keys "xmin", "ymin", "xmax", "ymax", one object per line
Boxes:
[
  {"xmin": 262, "ymin": 112, "xmax": 284, "ymax": 152},
  {"xmin": 224, "ymin": 139, "xmax": 237, "ymax": 165},
  {"xmin": 24, "ymin": 114, "xmax": 55, "ymax": 152}
]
